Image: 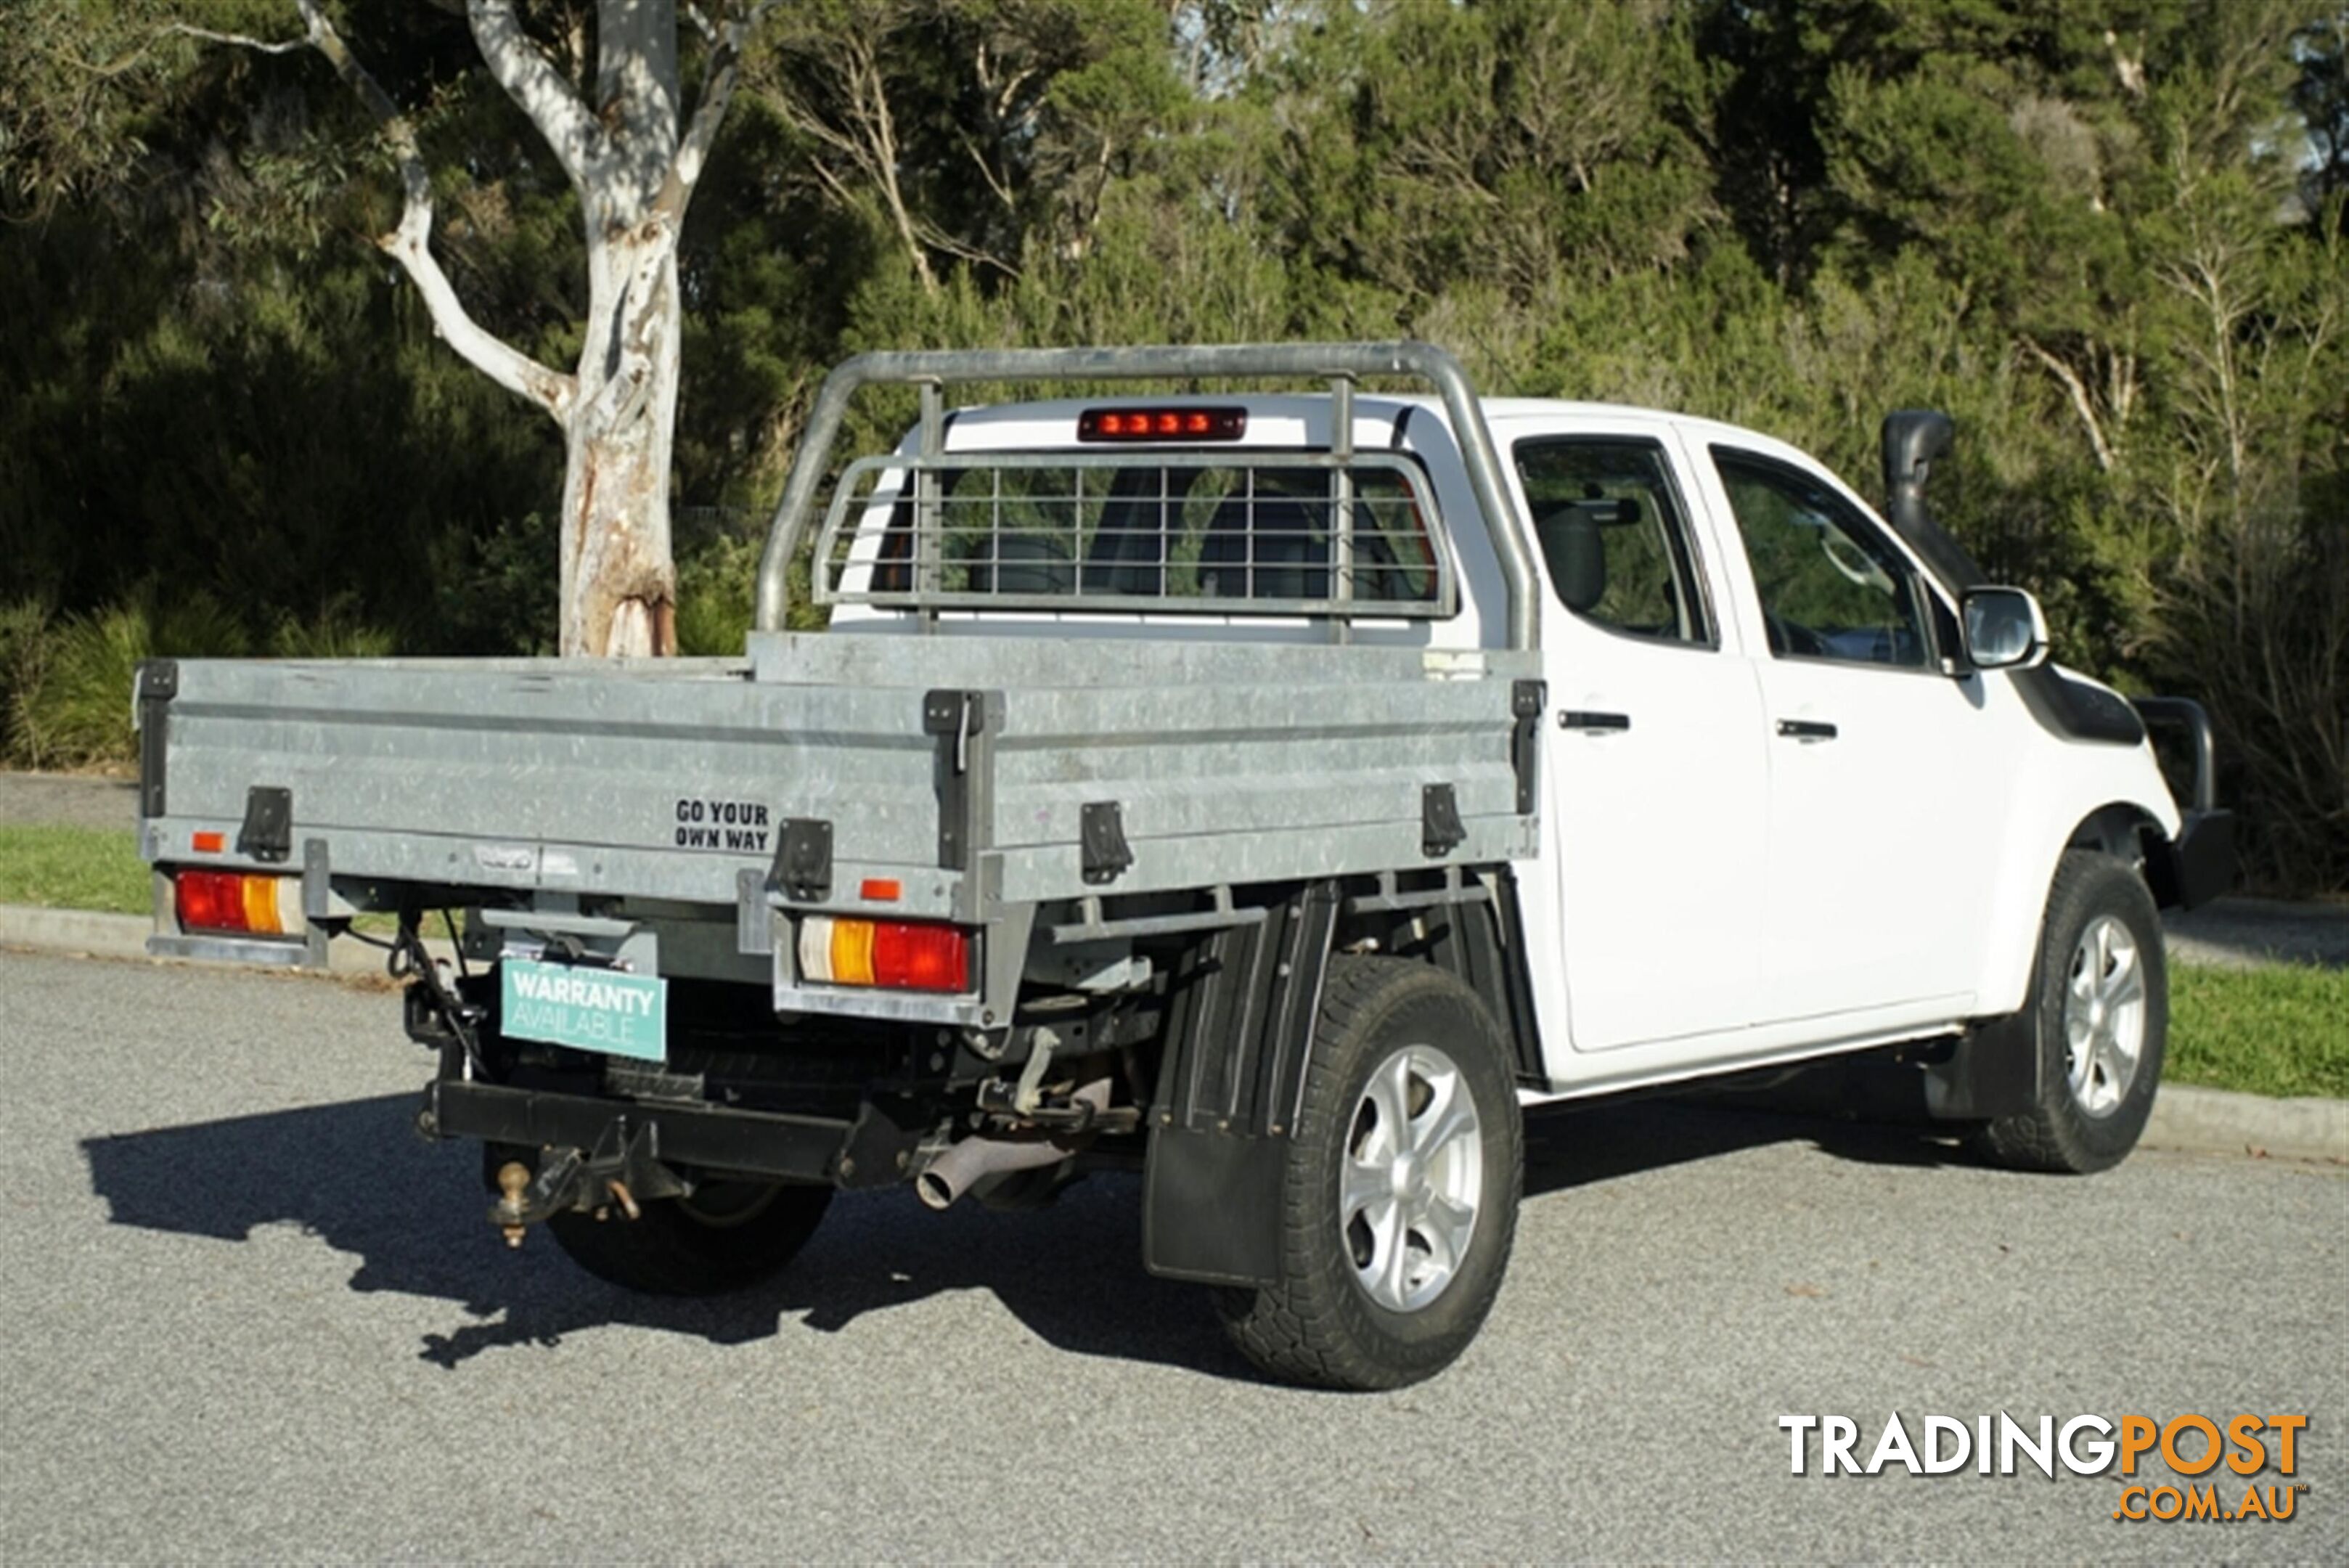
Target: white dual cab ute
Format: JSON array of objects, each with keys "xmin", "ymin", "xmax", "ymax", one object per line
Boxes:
[{"xmin": 136, "ymin": 343, "xmax": 2234, "ymax": 1389}]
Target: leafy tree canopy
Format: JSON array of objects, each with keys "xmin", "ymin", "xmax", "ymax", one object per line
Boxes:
[{"xmin": 1, "ymin": 0, "xmax": 2341, "ymax": 884}]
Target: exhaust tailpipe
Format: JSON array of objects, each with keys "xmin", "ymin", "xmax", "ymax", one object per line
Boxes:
[{"xmin": 916, "ymin": 1079, "xmax": 1111, "ymax": 1210}]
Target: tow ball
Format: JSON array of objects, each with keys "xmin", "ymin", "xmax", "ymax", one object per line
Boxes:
[{"xmin": 486, "ymin": 1121, "xmax": 688, "ymax": 1247}]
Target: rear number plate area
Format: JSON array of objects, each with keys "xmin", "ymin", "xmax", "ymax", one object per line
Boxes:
[{"xmin": 500, "ymin": 957, "xmax": 667, "ymax": 1063}]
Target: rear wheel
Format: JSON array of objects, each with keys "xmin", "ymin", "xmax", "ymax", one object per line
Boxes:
[
  {"xmin": 1972, "ymin": 850, "xmax": 2167, "ymax": 1175},
  {"xmin": 1217, "ymin": 957, "xmax": 1524, "ymax": 1390},
  {"xmin": 546, "ymin": 1179, "xmax": 832, "ymax": 1295}
]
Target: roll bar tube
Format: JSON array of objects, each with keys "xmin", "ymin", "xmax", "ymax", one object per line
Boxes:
[{"xmin": 752, "ymin": 340, "xmax": 1541, "ymax": 652}]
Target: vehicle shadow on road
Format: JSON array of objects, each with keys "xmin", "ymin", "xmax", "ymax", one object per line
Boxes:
[
  {"xmin": 81, "ymin": 1089, "xmax": 1961, "ymax": 1381},
  {"xmin": 1522, "ymin": 1095, "xmax": 1972, "ymax": 1199},
  {"xmin": 78, "ymin": 1093, "xmax": 1248, "ymax": 1379}
]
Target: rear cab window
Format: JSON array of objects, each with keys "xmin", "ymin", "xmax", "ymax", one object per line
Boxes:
[
  {"xmin": 1513, "ymin": 437, "xmax": 1713, "ymax": 645},
  {"xmin": 840, "ymin": 409, "xmax": 1453, "ymax": 616}
]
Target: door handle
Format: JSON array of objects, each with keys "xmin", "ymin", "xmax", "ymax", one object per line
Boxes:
[
  {"xmin": 1776, "ymin": 719, "xmax": 1838, "ymax": 741},
  {"xmin": 1558, "ymin": 710, "xmax": 1632, "ymax": 732}
]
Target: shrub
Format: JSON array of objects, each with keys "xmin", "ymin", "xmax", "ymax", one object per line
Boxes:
[
  {"xmin": 269, "ymin": 597, "xmax": 396, "ymax": 659},
  {"xmin": 674, "ymin": 531, "xmax": 764, "ymax": 656},
  {"xmin": 0, "ymin": 599, "xmax": 54, "ymax": 766},
  {"xmin": 10, "ymin": 589, "xmax": 248, "ymax": 769}
]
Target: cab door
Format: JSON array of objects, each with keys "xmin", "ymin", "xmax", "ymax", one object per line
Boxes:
[
  {"xmin": 1694, "ymin": 443, "xmax": 1993, "ymax": 1026},
  {"xmin": 1507, "ymin": 424, "xmax": 1772, "ymax": 1050}
]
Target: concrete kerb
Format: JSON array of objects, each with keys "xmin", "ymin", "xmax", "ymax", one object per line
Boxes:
[
  {"xmin": 0, "ymin": 904, "xmax": 457, "ymax": 983},
  {"xmin": 3, "ymin": 902, "xmax": 2342, "ymax": 1165},
  {"xmin": 2141, "ymin": 1085, "xmax": 2348, "ymax": 1165}
]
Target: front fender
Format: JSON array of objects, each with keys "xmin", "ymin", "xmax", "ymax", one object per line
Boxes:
[{"xmin": 1970, "ymin": 672, "xmax": 2182, "ymax": 1017}]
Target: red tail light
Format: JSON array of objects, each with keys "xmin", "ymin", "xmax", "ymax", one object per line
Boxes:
[
  {"xmin": 873, "ymin": 921, "xmax": 971, "ymax": 991},
  {"xmin": 173, "ymin": 870, "xmax": 303, "ymax": 937},
  {"xmin": 176, "ymin": 871, "xmax": 244, "ymax": 931},
  {"xmin": 798, "ymin": 916, "xmax": 972, "ymax": 993}
]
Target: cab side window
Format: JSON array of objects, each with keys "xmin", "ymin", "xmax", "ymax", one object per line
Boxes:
[
  {"xmin": 1513, "ymin": 438, "xmax": 1711, "ymax": 645},
  {"xmin": 1712, "ymin": 448, "xmax": 1931, "ymax": 669}
]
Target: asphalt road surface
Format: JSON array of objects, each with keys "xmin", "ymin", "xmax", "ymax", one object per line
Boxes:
[{"xmin": 2, "ymin": 950, "xmax": 2342, "ymax": 1562}]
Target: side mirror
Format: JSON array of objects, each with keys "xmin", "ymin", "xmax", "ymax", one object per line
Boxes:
[{"xmin": 1961, "ymin": 587, "xmax": 2048, "ymax": 671}]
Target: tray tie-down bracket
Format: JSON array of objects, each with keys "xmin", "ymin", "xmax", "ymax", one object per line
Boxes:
[
  {"xmin": 1421, "ymin": 783, "xmax": 1466, "ymax": 857},
  {"xmin": 1080, "ymin": 800, "xmax": 1132, "ymax": 885},
  {"xmin": 237, "ymin": 785, "xmax": 294, "ymax": 864}
]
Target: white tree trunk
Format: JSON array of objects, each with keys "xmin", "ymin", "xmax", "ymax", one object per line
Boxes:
[
  {"xmin": 560, "ymin": 230, "xmax": 683, "ymax": 656},
  {"xmin": 200, "ymin": 0, "xmax": 767, "ymax": 657},
  {"xmin": 485, "ymin": 0, "xmax": 689, "ymax": 657}
]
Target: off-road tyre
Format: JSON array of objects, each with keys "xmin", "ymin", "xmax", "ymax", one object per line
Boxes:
[
  {"xmin": 547, "ymin": 1180, "xmax": 831, "ymax": 1295},
  {"xmin": 1970, "ymin": 849, "xmax": 2167, "ymax": 1175},
  {"xmin": 1216, "ymin": 956, "xmax": 1524, "ymax": 1390}
]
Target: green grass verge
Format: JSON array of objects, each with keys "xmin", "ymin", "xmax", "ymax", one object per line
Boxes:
[
  {"xmin": 0, "ymin": 825, "xmax": 149, "ymax": 914},
  {"xmin": 2167, "ymin": 963, "xmax": 2349, "ymax": 1100},
  {"xmin": 0, "ymin": 824, "xmax": 398, "ymax": 935}
]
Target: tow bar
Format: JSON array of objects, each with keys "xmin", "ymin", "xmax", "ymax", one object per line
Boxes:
[{"xmin": 487, "ymin": 1119, "xmax": 690, "ymax": 1247}]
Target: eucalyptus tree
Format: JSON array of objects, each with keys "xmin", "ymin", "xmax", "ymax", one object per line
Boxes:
[
  {"xmin": 182, "ymin": 0, "xmax": 775, "ymax": 657},
  {"xmin": 757, "ymin": 0, "xmax": 1182, "ymax": 295}
]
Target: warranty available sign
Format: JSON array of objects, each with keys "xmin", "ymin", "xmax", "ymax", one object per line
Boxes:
[{"xmin": 500, "ymin": 957, "xmax": 668, "ymax": 1062}]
